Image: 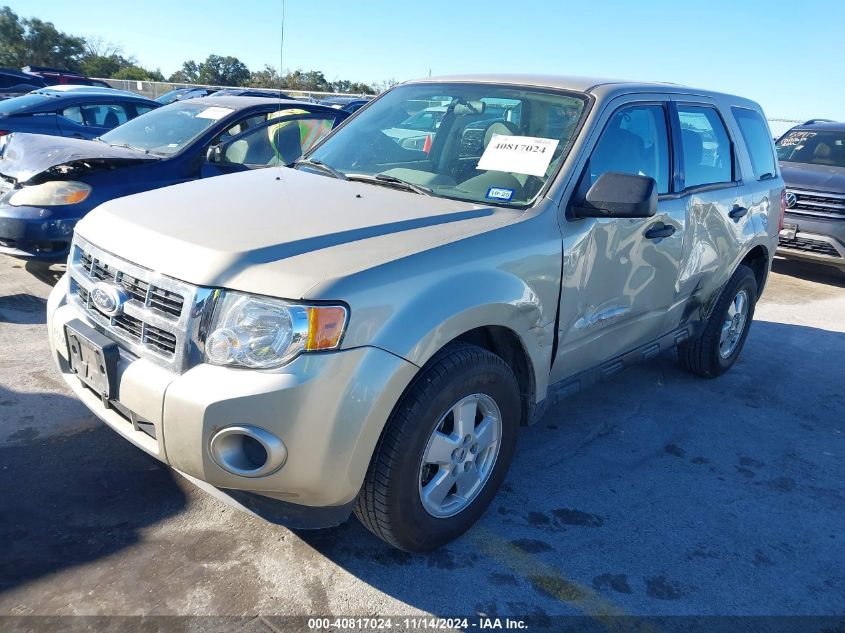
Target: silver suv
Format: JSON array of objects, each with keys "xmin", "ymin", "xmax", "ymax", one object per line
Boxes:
[{"xmin": 46, "ymin": 75, "xmax": 783, "ymax": 551}]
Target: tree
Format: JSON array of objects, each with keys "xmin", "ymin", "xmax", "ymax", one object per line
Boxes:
[
  {"xmin": 249, "ymin": 64, "xmax": 282, "ymax": 89},
  {"xmin": 373, "ymin": 78, "xmax": 399, "ymax": 94},
  {"xmin": 347, "ymin": 81, "xmax": 375, "ymax": 95},
  {"xmin": 197, "ymin": 55, "xmax": 250, "ymax": 86},
  {"xmin": 169, "ymin": 60, "xmax": 200, "ymax": 84},
  {"xmin": 0, "ymin": 7, "xmax": 25, "ymax": 67},
  {"xmin": 113, "ymin": 65, "xmax": 164, "ymax": 81},
  {"xmin": 80, "ymin": 37, "xmax": 132, "ymax": 77},
  {"xmin": 282, "ymin": 69, "xmax": 331, "ymax": 92},
  {"xmin": 0, "ymin": 6, "xmax": 85, "ymax": 70}
]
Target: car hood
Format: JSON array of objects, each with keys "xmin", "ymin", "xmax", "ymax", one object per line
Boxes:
[
  {"xmin": 76, "ymin": 167, "xmax": 523, "ymax": 298},
  {"xmin": 780, "ymin": 161, "xmax": 845, "ymax": 194},
  {"xmin": 0, "ymin": 133, "xmax": 156, "ymax": 184}
]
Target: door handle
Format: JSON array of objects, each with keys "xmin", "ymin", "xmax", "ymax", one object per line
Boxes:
[
  {"xmin": 644, "ymin": 223, "xmax": 676, "ymax": 240},
  {"xmin": 729, "ymin": 206, "xmax": 748, "ymax": 220}
]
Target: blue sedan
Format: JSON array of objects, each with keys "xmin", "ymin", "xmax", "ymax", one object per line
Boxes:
[
  {"xmin": 0, "ymin": 89, "xmax": 160, "ymax": 140},
  {"xmin": 0, "ymin": 96, "xmax": 348, "ymax": 260}
]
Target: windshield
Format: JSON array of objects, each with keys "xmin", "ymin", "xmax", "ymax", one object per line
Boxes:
[
  {"xmin": 307, "ymin": 82, "xmax": 588, "ymax": 206},
  {"xmin": 0, "ymin": 93, "xmax": 53, "ymax": 115},
  {"xmin": 99, "ymin": 101, "xmax": 234, "ymax": 155},
  {"xmin": 777, "ymin": 130, "xmax": 845, "ymax": 169}
]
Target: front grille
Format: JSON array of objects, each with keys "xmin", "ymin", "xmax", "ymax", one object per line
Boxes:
[
  {"xmin": 779, "ymin": 235, "xmax": 841, "ymax": 258},
  {"xmin": 68, "ymin": 235, "xmax": 202, "ymax": 371},
  {"xmin": 787, "ymin": 189, "xmax": 845, "ymax": 218}
]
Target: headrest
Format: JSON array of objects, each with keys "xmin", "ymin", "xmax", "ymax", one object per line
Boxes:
[{"xmin": 814, "ymin": 143, "xmax": 832, "ymax": 158}]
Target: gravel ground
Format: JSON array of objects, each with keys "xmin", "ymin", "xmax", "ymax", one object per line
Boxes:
[{"xmin": 0, "ymin": 255, "xmax": 843, "ymax": 626}]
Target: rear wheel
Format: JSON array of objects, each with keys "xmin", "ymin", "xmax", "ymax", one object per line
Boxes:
[
  {"xmin": 678, "ymin": 264, "xmax": 757, "ymax": 378},
  {"xmin": 355, "ymin": 343, "xmax": 520, "ymax": 551}
]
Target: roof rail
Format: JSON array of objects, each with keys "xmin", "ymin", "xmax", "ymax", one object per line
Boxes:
[{"xmin": 802, "ymin": 118, "xmax": 836, "ymax": 125}]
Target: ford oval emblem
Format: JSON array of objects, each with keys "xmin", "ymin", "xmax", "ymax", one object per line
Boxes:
[
  {"xmin": 785, "ymin": 192, "xmax": 797, "ymax": 209},
  {"xmin": 90, "ymin": 282, "xmax": 127, "ymax": 317}
]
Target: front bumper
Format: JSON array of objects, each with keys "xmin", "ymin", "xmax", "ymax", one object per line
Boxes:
[
  {"xmin": 0, "ymin": 203, "xmax": 79, "ymax": 259},
  {"xmin": 777, "ymin": 212, "xmax": 845, "ymax": 271},
  {"xmin": 47, "ymin": 275, "xmax": 418, "ymax": 527}
]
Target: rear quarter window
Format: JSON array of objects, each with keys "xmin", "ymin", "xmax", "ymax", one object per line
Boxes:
[{"xmin": 733, "ymin": 108, "xmax": 777, "ymax": 180}]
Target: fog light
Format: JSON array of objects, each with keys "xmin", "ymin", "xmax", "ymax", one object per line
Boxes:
[{"xmin": 209, "ymin": 425, "xmax": 287, "ymax": 477}]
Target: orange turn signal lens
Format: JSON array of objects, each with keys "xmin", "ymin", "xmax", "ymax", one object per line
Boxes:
[
  {"xmin": 65, "ymin": 189, "xmax": 90, "ymax": 204},
  {"xmin": 305, "ymin": 306, "xmax": 348, "ymax": 351}
]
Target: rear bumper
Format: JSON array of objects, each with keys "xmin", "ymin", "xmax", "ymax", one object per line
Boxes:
[
  {"xmin": 777, "ymin": 212, "xmax": 845, "ymax": 270},
  {"xmin": 47, "ymin": 275, "xmax": 419, "ymax": 527}
]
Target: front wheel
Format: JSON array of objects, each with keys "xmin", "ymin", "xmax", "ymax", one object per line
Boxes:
[
  {"xmin": 355, "ymin": 343, "xmax": 520, "ymax": 551},
  {"xmin": 678, "ymin": 264, "xmax": 758, "ymax": 378}
]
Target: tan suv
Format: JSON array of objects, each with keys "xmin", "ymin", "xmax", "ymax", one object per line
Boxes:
[{"xmin": 46, "ymin": 75, "xmax": 783, "ymax": 551}]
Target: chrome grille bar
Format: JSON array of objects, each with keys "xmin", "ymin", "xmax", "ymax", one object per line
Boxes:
[{"xmin": 67, "ymin": 235, "xmax": 202, "ymax": 373}]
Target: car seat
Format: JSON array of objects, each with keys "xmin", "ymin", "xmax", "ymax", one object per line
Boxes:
[
  {"xmin": 271, "ymin": 123, "xmax": 303, "ymax": 165},
  {"xmin": 103, "ymin": 110, "xmax": 120, "ymax": 129},
  {"xmin": 811, "ymin": 143, "xmax": 836, "ymax": 166}
]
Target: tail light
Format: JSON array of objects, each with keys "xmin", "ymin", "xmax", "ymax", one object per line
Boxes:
[
  {"xmin": 0, "ymin": 131, "xmax": 8, "ymax": 137},
  {"xmin": 778, "ymin": 189, "xmax": 787, "ymax": 232}
]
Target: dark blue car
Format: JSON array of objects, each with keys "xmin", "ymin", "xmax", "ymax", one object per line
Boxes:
[
  {"xmin": 155, "ymin": 87, "xmax": 215, "ymax": 105},
  {"xmin": 319, "ymin": 96, "xmax": 372, "ymax": 113},
  {"xmin": 0, "ymin": 89, "xmax": 160, "ymax": 140},
  {"xmin": 0, "ymin": 68, "xmax": 46, "ymax": 101},
  {"xmin": 0, "ymin": 96, "xmax": 348, "ymax": 260}
]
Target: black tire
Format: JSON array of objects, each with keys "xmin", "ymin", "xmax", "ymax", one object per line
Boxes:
[
  {"xmin": 678, "ymin": 264, "xmax": 758, "ymax": 378},
  {"xmin": 354, "ymin": 343, "xmax": 520, "ymax": 552}
]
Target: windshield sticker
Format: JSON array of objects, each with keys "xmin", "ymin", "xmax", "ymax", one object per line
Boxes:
[
  {"xmin": 477, "ymin": 134, "xmax": 559, "ymax": 177},
  {"xmin": 196, "ymin": 106, "xmax": 234, "ymax": 120},
  {"xmin": 486, "ymin": 186, "xmax": 515, "ymax": 201},
  {"xmin": 779, "ymin": 131, "xmax": 816, "ymax": 147}
]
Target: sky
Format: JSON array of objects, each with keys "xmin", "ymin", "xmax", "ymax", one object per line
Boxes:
[{"xmin": 8, "ymin": 0, "xmax": 844, "ymax": 121}]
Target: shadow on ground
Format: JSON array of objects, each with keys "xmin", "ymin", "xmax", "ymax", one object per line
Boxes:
[
  {"xmin": 771, "ymin": 257, "xmax": 845, "ymax": 288},
  {"xmin": 296, "ymin": 320, "xmax": 845, "ymax": 617},
  {"xmin": 0, "ymin": 293, "xmax": 47, "ymax": 325},
  {"xmin": 1, "ymin": 319, "xmax": 843, "ymax": 618},
  {"xmin": 0, "ymin": 387, "xmax": 187, "ymax": 597},
  {"xmin": 24, "ymin": 261, "xmax": 64, "ymax": 288}
]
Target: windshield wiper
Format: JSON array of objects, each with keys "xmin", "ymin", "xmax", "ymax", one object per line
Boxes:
[
  {"xmin": 292, "ymin": 157, "xmax": 348, "ymax": 180},
  {"xmin": 106, "ymin": 142, "xmax": 149, "ymax": 154},
  {"xmin": 346, "ymin": 173, "xmax": 433, "ymax": 196}
]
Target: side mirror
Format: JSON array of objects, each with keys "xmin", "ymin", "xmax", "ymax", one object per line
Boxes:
[
  {"xmin": 573, "ymin": 172, "xmax": 657, "ymax": 219},
  {"xmin": 206, "ymin": 145, "xmax": 222, "ymax": 163}
]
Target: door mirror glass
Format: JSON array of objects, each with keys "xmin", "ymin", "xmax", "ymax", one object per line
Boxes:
[{"xmin": 573, "ymin": 171, "xmax": 657, "ymax": 218}]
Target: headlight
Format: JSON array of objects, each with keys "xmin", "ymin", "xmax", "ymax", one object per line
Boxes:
[
  {"xmin": 204, "ymin": 291, "xmax": 348, "ymax": 369},
  {"xmin": 9, "ymin": 181, "xmax": 91, "ymax": 206}
]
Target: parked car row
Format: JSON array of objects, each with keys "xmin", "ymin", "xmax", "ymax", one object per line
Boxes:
[
  {"xmin": 0, "ymin": 69, "xmax": 47, "ymax": 101},
  {"xmin": 31, "ymin": 73, "xmax": 784, "ymax": 552},
  {"xmin": 0, "ymin": 92, "xmax": 349, "ymax": 258}
]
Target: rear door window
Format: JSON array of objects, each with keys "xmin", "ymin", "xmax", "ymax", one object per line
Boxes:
[
  {"xmin": 733, "ymin": 108, "xmax": 776, "ymax": 180},
  {"xmin": 677, "ymin": 105, "xmax": 734, "ymax": 188},
  {"xmin": 62, "ymin": 103, "xmax": 130, "ymax": 129}
]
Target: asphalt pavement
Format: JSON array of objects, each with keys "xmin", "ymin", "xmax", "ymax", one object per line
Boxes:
[{"xmin": 0, "ymin": 255, "xmax": 843, "ymax": 626}]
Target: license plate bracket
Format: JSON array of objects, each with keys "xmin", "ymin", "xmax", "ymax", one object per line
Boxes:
[
  {"xmin": 65, "ymin": 319, "xmax": 119, "ymax": 402},
  {"xmin": 780, "ymin": 222, "xmax": 798, "ymax": 240}
]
